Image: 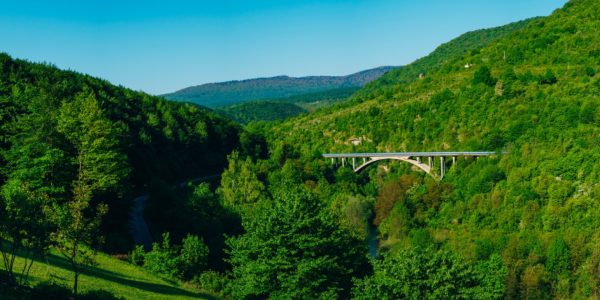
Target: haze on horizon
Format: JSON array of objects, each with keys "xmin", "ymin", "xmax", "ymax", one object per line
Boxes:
[{"xmin": 0, "ymin": 0, "xmax": 567, "ymax": 95}]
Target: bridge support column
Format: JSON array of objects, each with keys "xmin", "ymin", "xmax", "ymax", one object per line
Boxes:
[
  {"xmin": 363, "ymin": 157, "xmax": 367, "ymax": 165},
  {"xmin": 416, "ymin": 157, "xmax": 421, "ymax": 163},
  {"xmin": 352, "ymin": 158, "xmax": 356, "ymax": 170},
  {"xmin": 452, "ymin": 156, "xmax": 456, "ymax": 165},
  {"xmin": 342, "ymin": 158, "xmax": 345, "ymax": 167},
  {"xmin": 440, "ymin": 157, "xmax": 445, "ymax": 178},
  {"xmin": 331, "ymin": 158, "xmax": 335, "ymax": 165}
]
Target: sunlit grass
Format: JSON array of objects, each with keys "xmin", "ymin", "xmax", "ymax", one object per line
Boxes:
[{"xmin": 9, "ymin": 248, "xmax": 219, "ymax": 300}]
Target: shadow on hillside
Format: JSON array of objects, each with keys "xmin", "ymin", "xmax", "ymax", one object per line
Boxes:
[{"xmin": 36, "ymin": 253, "xmax": 218, "ymax": 299}]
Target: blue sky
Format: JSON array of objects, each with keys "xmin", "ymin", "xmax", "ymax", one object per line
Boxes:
[{"xmin": 0, "ymin": 0, "xmax": 567, "ymax": 94}]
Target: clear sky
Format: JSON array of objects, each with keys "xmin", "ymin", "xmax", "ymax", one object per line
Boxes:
[{"xmin": 0, "ymin": 0, "xmax": 567, "ymax": 95}]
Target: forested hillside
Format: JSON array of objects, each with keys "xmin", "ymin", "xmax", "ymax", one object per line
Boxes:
[
  {"xmin": 163, "ymin": 66, "xmax": 395, "ymax": 107},
  {"xmin": 354, "ymin": 18, "xmax": 536, "ymax": 102},
  {"xmin": 215, "ymin": 19, "xmax": 536, "ymax": 125},
  {"xmin": 217, "ymin": 87, "xmax": 358, "ymax": 124},
  {"xmin": 0, "ymin": 53, "xmax": 251, "ymax": 297},
  {"xmin": 218, "ymin": 101, "xmax": 306, "ymax": 124},
  {"xmin": 2, "ymin": 0, "xmax": 599, "ymax": 299},
  {"xmin": 223, "ymin": 0, "xmax": 599, "ymax": 298}
]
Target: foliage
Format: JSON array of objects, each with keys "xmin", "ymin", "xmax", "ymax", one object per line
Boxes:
[
  {"xmin": 218, "ymin": 151, "xmax": 265, "ymax": 209},
  {"xmin": 217, "ymin": 87, "xmax": 361, "ymax": 123},
  {"xmin": 0, "ymin": 51, "xmax": 243, "ymax": 255},
  {"xmin": 179, "ymin": 234, "xmax": 209, "ymax": 280},
  {"xmin": 143, "ymin": 233, "xmax": 181, "ymax": 279},
  {"xmin": 141, "ymin": 232, "xmax": 210, "ymax": 281},
  {"xmin": 226, "ymin": 183, "xmax": 370, "ymax": 299},
  {"xmin": 546, "ymin": 236, "xmax": 570, "ymax": 278},
  {"xmin": 218, "ymin": 101, "xmax": 306, "ymax": 124},
  {"xmin": 255, "ymin": 0, "xmax": 600, "ymax": 298},
  {"xmin": 49, "ymin": 91, "xmax": 127, "ymax": 295},
  {"xmin": 472, "ymin": 66, "xmax": 497, "ymax": 87},
  {"xmin": 2, "ymin": 0, "xmax": 599, "ymax": 298},
  {"xmin": 195, "ymin": 271, "xmax": 228, "ymax": 296},
  {"xmin": 353, "ymin": 18, "xmax": 535, "ymax": 102},
  {"xmin": 129, "ymin": 245, "xmax": 145, "ymax": 266},
  {"xmin": 352, "ymin": 248, "xmax": 506, "ymax": 300}
]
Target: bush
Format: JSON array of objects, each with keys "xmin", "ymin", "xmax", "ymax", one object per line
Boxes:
[
  {"xmin": 179, "ymin": 234, "xmax": 209, "ymax": 280},
  {"xmin": 129, "ymin": 245, "xmax": 145, "ymax": 266},
  {"xmin": 143, "ymin": 233, "xmax": 180, "ymax": 278},
  {"xmin": 196, "ymin": 271, "xmax": 228, "ymax": 295}
]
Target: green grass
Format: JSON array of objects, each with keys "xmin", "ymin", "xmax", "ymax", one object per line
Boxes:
[{"xmin": 6, "ymin": 249, "xmax": 219, "ymax": 300}]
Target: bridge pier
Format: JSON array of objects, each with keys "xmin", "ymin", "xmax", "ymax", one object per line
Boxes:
[
  {"xmin": 440, "ymin": 156, "xmax": 445, "ymax": 178},
  {"xmin": 352, "ymin": 157, "xmax": 356, "ymax": 169}
]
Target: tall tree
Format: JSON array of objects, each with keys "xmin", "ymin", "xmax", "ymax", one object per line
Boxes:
[
  {"xmin": 227, "ymin": 182, "xmax": 369, "ymax": 299},
  {"xmin": 0, "ymin": 92, "xmax": 63, "ymax": 287},
  {"xmin": 51, "ymin": 91, "xmax": 128, "ymax": 295},
  {"xmin": 218, "ymin": 151, "xmax": 264, "ymax": 209}
]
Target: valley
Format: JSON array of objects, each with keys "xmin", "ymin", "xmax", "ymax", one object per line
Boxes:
[{"xmin": 1, "ymin": 0, "xmax": 599, "ymax": 299}]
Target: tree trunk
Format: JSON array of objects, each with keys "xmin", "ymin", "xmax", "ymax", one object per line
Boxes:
[{"xmin": 73, "ymin": 270, "xmax": 79, "ymax": 296}]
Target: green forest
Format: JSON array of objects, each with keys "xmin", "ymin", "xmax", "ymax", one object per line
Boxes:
[{"xmin": 2, "ymin": 0, "xmax": 600, "ymax": 299}]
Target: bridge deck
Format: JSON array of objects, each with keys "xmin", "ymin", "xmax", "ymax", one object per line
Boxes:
[{"xmin": 322, "ymin": 151, "xmax": 498, "ymax": 158}]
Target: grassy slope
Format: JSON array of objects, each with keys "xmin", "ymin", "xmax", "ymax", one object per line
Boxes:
[{"xmin": 7, "ymin": 249, "xmax": 217, "ymax": 300}]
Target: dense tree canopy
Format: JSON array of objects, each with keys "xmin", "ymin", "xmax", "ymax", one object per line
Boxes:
[{"xmin": 227, "ymin": 183, "xmax": 370, "ymax": 299}]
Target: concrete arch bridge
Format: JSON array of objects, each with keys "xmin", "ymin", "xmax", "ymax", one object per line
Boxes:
[{"xmin": 322, "ymin": 152, "xmax": 501, "ymax": 179}]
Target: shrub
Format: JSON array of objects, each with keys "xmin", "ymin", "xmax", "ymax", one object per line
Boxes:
[
  {"xmin": 196, "ymin": 271, "xmax": 228, "ymax": 295},
  {"xmin": 179, "ymin": 234, "xmax": 209, "ymax": 280},
  {"xmin": 129, "ymin": 245, "xmax": 145, "ymax": 266},
  {"xmin": 143, "ymin": 233, "xmax": 180, "ymax": 278}
]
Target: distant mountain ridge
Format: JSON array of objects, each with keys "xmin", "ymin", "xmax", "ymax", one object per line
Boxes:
[{"xmin": 162, "ymin": 66, "xmax": 397, "ymax": 107}]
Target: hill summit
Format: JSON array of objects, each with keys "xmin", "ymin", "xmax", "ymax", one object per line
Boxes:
[{"xmin": 162, "ymin": 66, "xmax": 396, "ymax": 107}]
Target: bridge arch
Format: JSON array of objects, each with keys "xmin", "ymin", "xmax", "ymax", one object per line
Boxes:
[{"xmin": 354, "ymin": 156, "xmax": 433, "ymax": 177}]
